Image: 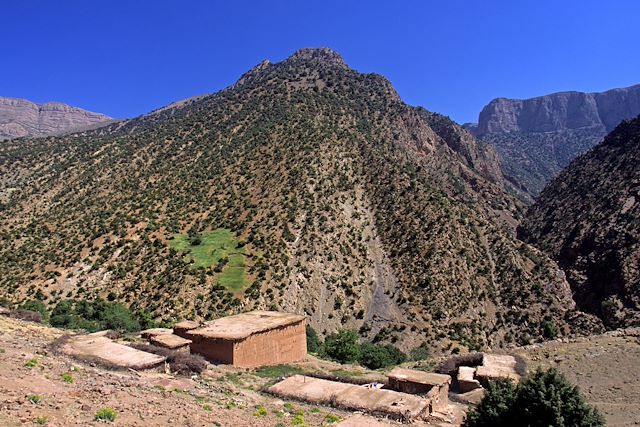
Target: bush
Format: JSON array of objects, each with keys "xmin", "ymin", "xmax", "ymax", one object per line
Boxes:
[
  {"xmin": 542, "ymin": 320, "xmax": 559, "ymax": 339},
  {"xmin": 320, "ymin": 330, "xmax": 360, "ymax": 364},
  {"xmin": 20, "ymin": 300, "xmax": 49, "ymax": 322},
  {"xmin": 306, "ymin": 324, "xmax": 320, "ymax": 353},
  {"xmin": 464, "ymin": 368, "xmax": 605, "ymax": 427},
  {"xmin": 94, "ymin": 408, "xmax": 117, "ymax": 421},
  {"xmin": 10, "ymin": 309, "xmax": 43, "ymax": 323},
  {"xmin": 50, "ymin": 299, "xmax": 141, "ymax": 332},
  {"xmin": 129, "ymin": 343, "xmax": 207, "ymax": 375},
  {"xmin": 359, "ymin": 343, "xmax": 406, "ymax": 369}
]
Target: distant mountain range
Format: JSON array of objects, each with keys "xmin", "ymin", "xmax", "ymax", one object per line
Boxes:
[
  {"xmin": 0, "ymin": 97, "xmax": 113, "ymax": 140},
  {"xmin": 465, "ymin": 84, "xmax": 640, "ymax": 200},
  {"xmin": 520, "ymin": 115, "xmax": 640, "ymax": 328}
]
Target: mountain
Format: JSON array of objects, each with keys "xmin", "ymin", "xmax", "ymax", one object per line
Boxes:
[
  {"xmin": 0, "ymin": 96, "xmax": 113, "ymax": 140},
  {"xmin": 519, "ymin": 116, "xmax": 640, "ymax": 328},
  {"xmin": 0, "ymin": 48, "xmax": 591, "ymax": 351},
  {"xmin": 465, "ymin": 84, "xmax": 640, "ymax": 199}
]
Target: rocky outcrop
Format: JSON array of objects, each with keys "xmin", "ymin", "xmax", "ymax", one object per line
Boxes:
[
  {"xmin": 473, "ymin": 85, "xmax": 640, "ymax": 136},
  {"xmin": 519, "ymin": 116, "xmax": 640, "ymax": 328},
  {"xmin": 0, "ymin": 97, "xmax": 112, "ymax": 140},
  {"xmin": 468, "ymin": 84, "xmax": 640, "ymax": 199}
]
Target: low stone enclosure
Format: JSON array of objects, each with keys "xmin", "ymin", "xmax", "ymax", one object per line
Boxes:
[
  {"xmin": 60, "ymin": 331, "xmax": 166, "ymax": 370},
  {"xmin": 269, "ymin": 367, "xmax": 455, "ymax": 422},
  {"xmin": 269, "ymin": 375, "xmax": 433, "ymax": 421},
  {"xmin": 438, "ymin": 352, "xmax": 523, "ymax": 394},
  {"xmin": 387, "ymin": 367, "xmax": 451, "ymax": 413}
]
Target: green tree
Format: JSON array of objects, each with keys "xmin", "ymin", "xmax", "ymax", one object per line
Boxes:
[
  {"xmin": 359, "ymin": 343, "xmax": 406, "ymax": 369},
  {"xmin": 464, "ymin": 369, "xmax": 605, "ymax": 427},
  {"xmin": 306, "ymin": 324, "xmax": 320, "ymax": 353},
  {"xmin": 321, "ymin": 330, "xmax": 360, "ymax": 364}
]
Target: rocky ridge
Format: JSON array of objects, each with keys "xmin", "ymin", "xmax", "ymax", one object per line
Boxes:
[
  {"xmin": 465, "ymin": 84, "xmax": 640, "ymax": 199},
  {"xmin": 0, "ymin": 97, "xmax": 112, "ymax": 140},
  {"xmin": 519, "ymin": 115, "xmax": 640, "ymax": 327}
]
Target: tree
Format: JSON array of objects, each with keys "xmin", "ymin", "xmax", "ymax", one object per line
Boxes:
[
  {"xmin": 306, "ymin": 324, "xmax": 320, "ymax": 353},
  {"xmin": 464, "ymin": 369, "xmax": 605, "ymax": 427},
  {"xmin": 359, "ymin": 343, "xmax": 406, "ymax": 369},
  {"xmin": 321, "ymin": 330, "xmax": 360, "ymax": 364}
]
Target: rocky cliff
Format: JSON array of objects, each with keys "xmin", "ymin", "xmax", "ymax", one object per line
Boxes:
[
  {"xmin": 519, "ymin": 116, "xmax": 640, "ymax": 328},
  {"xmin": 0, "ymin": 97, "xmax": 112, "ymax": 140},
  {"xmin": 466, "ymin": 84, "xmax": 640, "ymax": 199}
]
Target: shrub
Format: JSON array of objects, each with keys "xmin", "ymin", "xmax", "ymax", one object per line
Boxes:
[
  {"xmin": 542, "ymin": 320, "xmax": 559, "ymax": 339},
  {"xmin": 359, "ymin": 343, "xmax": 406, "ymax": 369},
  {"xmin": 306, "ymin": 324, "xmax": 320, "ymax": 353},
  {"xmin": 11, "ymin": 309, "xmax": 43, "ymax": 323},
  {"xmin": 464, "ymin": 368, "xmax": 605, "ymax": 427},
  {"xmin": 321, "ymin": 330, "xmax": 360, "ymax": 364},
  {"xmin": 25, "ymin": 357, "xmax": 39, "ymax": 368},
  {"xmin": 61, "ymin": 372, "xmax": 74, "ymax": 383},
  {"xmin": 409, "ymin": 343, "xmax": 431, "ymax": 361},
  {"xmin": 94, "ymin": 408, "xmax": 117, "ymax": 421},
  {"xmin": 20, "ymin": 300, "xmax": 49, "ymax": 322},
  {"xmin": 129, "ymin": 343, "xmax": 207, "ymax": 375},
  {"xmin": 50, "ymin": 299, "xmax": 141, "ymax": 332},
  {"xmin": 27, "ymin": 394, "xmax": 43, "ymax": 404},
  {"xmin": 253, "ymin": 405, "xmax": 268, "ymax": 417},
  {"xmin": 35, "ymin": 415, "xmax": 49, "ymax": 425}
]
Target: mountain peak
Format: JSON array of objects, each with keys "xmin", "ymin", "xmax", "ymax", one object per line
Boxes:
[{"xmin": 286, "ymin": 47, "xmax": 347, "ymax": 67}]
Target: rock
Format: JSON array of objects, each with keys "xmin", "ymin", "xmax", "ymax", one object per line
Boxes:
[{"xmin": 0, "ymin": 97, "xmax": 113, "ymax": 140}]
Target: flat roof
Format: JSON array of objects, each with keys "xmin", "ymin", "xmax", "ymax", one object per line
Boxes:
[
  {"xmin": 150, "ymin": 333, "xmax": 192, "ymax": 349},
  {"xmin": 387, "ymin": 367, "xmax": 451, "ymax": 386},
  {"xmin": 187, "ymin": 310, "xmax": 305, "ymax": 340}
]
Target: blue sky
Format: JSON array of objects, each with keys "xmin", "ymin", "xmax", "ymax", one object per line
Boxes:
[{"xmin": 1, "ymin": 1, "xmax": 639, "ymax": 123}]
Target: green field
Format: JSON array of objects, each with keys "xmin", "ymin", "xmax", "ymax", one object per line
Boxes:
[{"xmin": 168, "ymin": 229, "xmax": 248, "ymax": 292}]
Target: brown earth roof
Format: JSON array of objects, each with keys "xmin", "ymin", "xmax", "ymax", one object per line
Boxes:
[
  {"xmin": 387, "ymin": 367, "xmax": 451, "ymax": 386},
  {"xmin": 187, "ymin": 311, "xmax": 305, "ymax": 340}
]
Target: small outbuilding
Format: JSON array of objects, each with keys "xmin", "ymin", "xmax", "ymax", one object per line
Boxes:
[
  {"xmin": 186, "ymin": 311, "xmax": 306, "ymax": 368},
  {"xmin": 173, "ymin": 320, "xmax": 200, "ymax": 339},
  {"xmin": 150, "ymin": 333, "xmax": 192, "ymax": 352},
  {"xmin": 387, "ymin": 367, "xmax": 451, "ymax": 412}
]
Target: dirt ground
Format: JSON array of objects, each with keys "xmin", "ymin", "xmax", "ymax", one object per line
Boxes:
[
  {"xmin": 0, "ymin": 316, "xmax": 356, "ymax": 426},
  {"xmin": 2, "ymin": 315, "xmax": 638, "ymax": 426},
  {"xmin": 516, "ymin": 333, "xmax": 640, "ymax": 427}
]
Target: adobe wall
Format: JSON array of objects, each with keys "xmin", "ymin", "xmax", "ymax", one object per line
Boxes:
[
  {"xmin": 426, "ymin": 383, "xmax": 449, "ymax": 413},
  {"xmin": 188, "ymin": 336, "xmax": 234, "ymax": 364},
  {"xmin": 232, "ymin": 319, "xmax": 307, "ymax": 368},
  {"xmin": 388, "ymin": 378, "xmax": 433, "ymax": 395}
]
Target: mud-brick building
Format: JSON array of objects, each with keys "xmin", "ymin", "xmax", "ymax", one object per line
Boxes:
[
  {"xmin": 186, "ymin": 311, "xmax": 306, "ymax": 368},
  {"xmin": 387, "ymin": 367, "xmax": 451, "ymax": 412}
]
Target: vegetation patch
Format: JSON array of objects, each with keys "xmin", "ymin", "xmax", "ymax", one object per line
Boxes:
[
  {"xmin": 464, "ymin": 368, "xmax": 604, "ymax": 427},
  {"xmin": 169, "ymin": 229, "xmax": 249, "ymax": 292},
  {"xmin": 94, "ymin": 408, "xmax": 117, "ymax": 422},
  {"xmin": 253, "ymin": 364, "xmax": 306, "ymax": 379}
]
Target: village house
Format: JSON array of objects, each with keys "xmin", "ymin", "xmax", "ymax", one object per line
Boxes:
[{"xmin": 185, "ymin": 310, "xmax": 307, "ymax": 368}]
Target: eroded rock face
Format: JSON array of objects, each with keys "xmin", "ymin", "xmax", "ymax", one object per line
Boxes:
[
  {"xmin": 0, "ymin": 97, "xmax": 112, "ymax": 140},
  {"xmin": 468, "ymin": 84, "xmax": 640, "ymax": 199},
  {"xmin": 474, "ymin": 85, "xmax": 640, "ymax": 136},
  {"xmin": 519, "ymin": 115, "xmax": 640, "ymax": 328}
]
